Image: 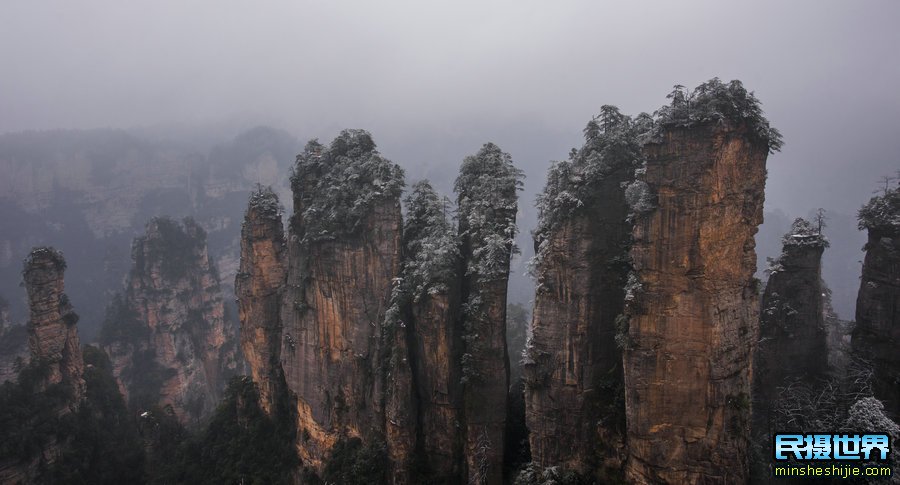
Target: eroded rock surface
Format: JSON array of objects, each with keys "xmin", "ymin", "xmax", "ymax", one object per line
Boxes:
[
  {"xmin": 853, "ymin": 183, "xmax": 900, "ymax": 417},
  {"xmin": 23, "ymin": 247, "xmax": 85, "ymax": 400},
  {"xmin": 624, "ymin": 121, "xmax": 770, "ymax": 484},
  {"xmin": 525, "ymin": 109, "xmax": 640, "ymax": 479},
  {"xmin": 754, "ymin": 218, "xmax": 828, "ymax": 434},
  {"xmin": 456, "ymin": 143, "xmax": 522, "ymax": 485},
  {"xmin": 396, "ymin": 181, "xmax": 464, "ymax": 483},
  {"xmin": 102, "ymin": 217, "xmax": 238, "ymax": 423},
  {"xmin": 279, "ymin": 130, "xmax": 406, "ymax": 478},
  {"xmin": 236, "ymin": 187, "xmax": 288, "ymax": 416}
]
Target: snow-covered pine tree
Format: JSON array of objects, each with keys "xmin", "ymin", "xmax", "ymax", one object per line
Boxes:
[{"xmin": 290, "ymin": 129, "xmax": 405, "ymax": 243}]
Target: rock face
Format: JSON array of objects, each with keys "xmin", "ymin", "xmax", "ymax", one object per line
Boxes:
[
  {"xmin": 524, "ymin": 109, "xmax": 640, "ymax": 479},
  {"xmin": 0, "ymin": 248, "xmax": 85, "ymax": 484},
  {"xmin": 23, "ymin": 247, "xmax": 85, "ymax": 400},
  {"xmin": 238, "ymin": 133, "xmax": 522, "ymax": 484},
  {"xmin": 102, "ymin": 217, "xmax": 238, "ymax": 423},
  {"xmin": 456, "ymin": 143, "xmax": 522, "ymax": 485},
  {"xmin": 397, "ymin": 181, "xmax": 465, "ymax": 483},
  {"xmin": 754, "ymin": 218, "xmax": 828, "ymax": 433},
  {"xmin": 853, "ymin": 183, "xmax": 900, "ymax": 417},
  {"xmin": 279, "ymin": 130, "xmax": 407, "ymax": 477},
  {"xmin": 624, "ymin": 121, "xmax": 770, "ymax": 484},
  {"xmin": 236, "ymin": 188, "xmax": 288, "ymax": 417}
]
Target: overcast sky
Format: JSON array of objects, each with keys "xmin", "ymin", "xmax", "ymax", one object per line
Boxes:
[{"xmin": 2, "ymin": 0, "xmax": 898, "ymax": 215}]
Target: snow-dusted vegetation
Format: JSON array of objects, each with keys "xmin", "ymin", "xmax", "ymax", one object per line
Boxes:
[
  {"xmin": 456, "ymin": 143, "xmax": 523, "ymax": 383},
  {"xmin": 382, "ymin": 180, "xmax": 459, "ymax": 346},
  {"xmin": 399, "ymin": 181, "xmax": 459, "ymax": 302},
  {"xmin": 532, "ymin": 106, "xmax": 647, "ymax": 268},
  {"xmin": 290, "ymin": 129, "xmax": 405, "ymax": 243},
  {"xmin": 781, "ymin": 217, "xmax": 829, "ymax": 248},
  {"xmin": 652, "ymin": 77, "xmax": 784, "ymax": 153},
  {"xmin": 456, "ymin": 143, "xmax": 524, "ymax": 284},
  {"xmin": 858, "ymin": 178, "xmax": 900, "ymax": 232}
]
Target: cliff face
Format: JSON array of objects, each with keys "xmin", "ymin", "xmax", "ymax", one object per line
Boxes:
[
  {"xmin": 279, "ymin": 131, "xmax": 407, "ymax": 477},
  {"xmin": 525, "ymin": 110, "xmax": 639, "ymax": 479},
  {"xmin": 236, "ymin": 188, "xmax": 288, "ymax": 416},
  {"xmin": 624, "ymin": 122, "xmax": 769, "ymax": 484},
  {"xmin": 103, "ymin": 217, "xmax": 238, "ymax": 423},
  {"xmin": 0, "ymin": 248, "xmax": 85, "ymax": 484},
  {"xmin": 853, "ymin": 185, "xmax": 900, "ymax": 417},
  {"xmin": 238, "ymin": 134, "xmax": 522, "ymax": 484},
  {"xmin": 397, "ymin": 181, "xmax": 464, "ymax": 483},
  {"xmin": 409, "ymin": 284, "xmax": 463, "ymax": 482},
  {"xmin": 456, "ymin": 143, "xmax": 522, "ymax": 485},
  {"xmin": 754, "ymin": 218, "xmax": 828, "ymax": 432},
  {"xmin": 23, "ymin": 247, "xmax": 85, "ymax": 401}
]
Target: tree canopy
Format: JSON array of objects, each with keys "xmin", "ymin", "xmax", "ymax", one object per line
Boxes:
[
  {"xmin": 781, "ymin": 217, "xmax": 829, "ymax": 249},
  {"xmin": 858, "ymin": 176, "xmax": 900, "ymax": 232},
  {"xmin": 456, "ymin": 142, "xmax": 524, "ymax": 283},
  {"xmin": 400, "ymin": 180, "xmax": 459, "ymax": 302},
  {"xmin": 291, "ymin": 129, "xmax": 405, "ymax": 242},
  {"xmin": 653, "ymin": 78, "xmax": 783, "ymax": 153},
  {"xmin": 533, "ymin": 106, "xmax": 647, "ymax": 267}
]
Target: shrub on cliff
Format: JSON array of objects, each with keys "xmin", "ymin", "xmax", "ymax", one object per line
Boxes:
[
  {"xmin": 323, "ymin": 436, "xmax": 388, "ymax": 485},
  {"xmin": 858, "ymin": 177, "xmax": 900, "ymax": 232},
  {"xmin": 135, "ymin": 216, "xmax": 206, "ymax": 281},
  {"xmin": 456, "ymin": 142, "xmax": 524, "ymax": 283},
  {"xmin": 534, "ymin": 106, "xmax": 646, "ymax": 242},
  {"xmin": 781, "ymin": 217, "xmax": 829, "ymax": 249},
  {"xmin": 290, "ymin": 129, "xmax": 405, "ymax": 242},
  {"xmin": 98, "ymin": 293, "xmax": 148, "ymax": 346},
  {"xmin": 532, "ymin": 106, "xmax": 648, "ymax": 271},
  {"xmin": 0, "ymin": 346, "xmax": 146, "ymax": 484},
  {"xmin": 152, "ymin": 376, "xmax": 296, "ymax": 485},
  {"xmin": 455, "ymin": 142, "xmax": 523, "ymax": 383},
  {"xmin": 46, "ymin": 345, "xmax": 146, "ymax": 484},
  {"xmin": 400, "ymin": 180, "xmax": 459, "ymax": 301},
  {"xmin": 653, "ymin": 78, "xmax": 783, "ymax": 153}
]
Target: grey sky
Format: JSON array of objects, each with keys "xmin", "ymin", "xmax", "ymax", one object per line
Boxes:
[{"xmin": 2, "ymin": 0, "xmax": 899, "ymax": 213}]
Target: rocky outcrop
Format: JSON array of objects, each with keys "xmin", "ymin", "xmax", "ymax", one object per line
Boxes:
[
  {"xmin": 238, "ymin": 133, "xmax": 523, "ymax": 484},
  {"xmin": 236, "ymin": 187, "xmax": 288, "ymax": 416},
  {"xmin": 23, "ymin": 247, "xmax": 85, "ymax": 400},
  {"xmin": 524, "ymin": 108, "xmax": 641, "ymax": 479},
  {"xmin": 623, "ymin": 100, "xmax": 775, "ymax": 481},
  {"xmin": 456, "ymin": 143, "xmax": 522, "ymax": 485},
  {"xmin": 0, "ymin": 249, "xmax": 86, "ymax": 484},
  {"xmin": 395, "ymin": 181, "xmax": 465, "ymax": 483},
  {"xmin": 278, "ymin": 130, "xmax": 407, "ymax": 477},
  {"xmin": 853, "ymin": 183, "xmax": 900, "ymax": 417},
  {"xmin": 102, "ymin": 217, "xmax": 238, "ymax": 423},
  {"xmin": 754, "ymin": 218, "xmax": 828, "ymax": 433}
]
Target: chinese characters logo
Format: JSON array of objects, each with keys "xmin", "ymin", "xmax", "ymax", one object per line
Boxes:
[{"xmin": 775, "ymin": 434, "xmax": 891, "ymax": 461}]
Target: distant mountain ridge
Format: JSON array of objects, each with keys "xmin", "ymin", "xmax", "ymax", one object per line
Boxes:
[{"xmin": 0, "ymin": 126, "xmax": 299, "ymax": 339}]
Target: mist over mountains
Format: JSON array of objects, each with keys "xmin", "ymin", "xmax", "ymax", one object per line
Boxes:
[
  {"xmin": 1, "ymin": 2, "xmax": 899, "ymax": 483},
  {"xmin": 0, "ymin": 118, "xmax": 871, "ymax": 342}
]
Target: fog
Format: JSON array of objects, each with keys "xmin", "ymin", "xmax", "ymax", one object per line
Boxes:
[{"xmin": 1, "ymin": 0, "xmax": 899, "ymax": 320}]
